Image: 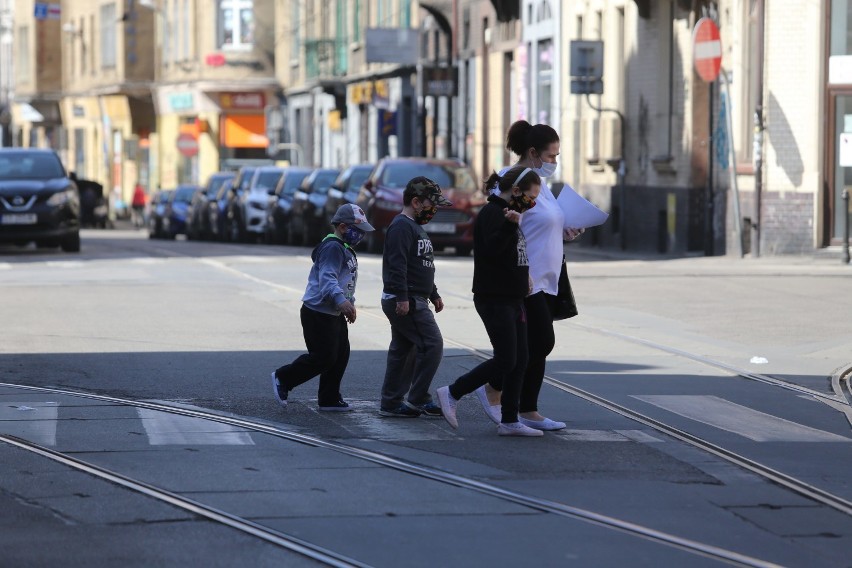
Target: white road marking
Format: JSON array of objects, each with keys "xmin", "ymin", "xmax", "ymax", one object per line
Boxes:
[
  {"xmin": 0, "ymin": 402, "xmax": 58, "ymax": 445},
  {"xmin": 0, "ymin": 263, "xmax": 11, "ymax": 270},
  {"xmin": 633, "ymin": 395, "xmax": 852, "ymax": 442},
  {"xmin": 137, "ymin": 408, "xmax": 254, "ymax": 445},
  {"xmin": 45, "ymin": 261, "xmax": 84, "ymax": 268},
  {"xmin": 341, "ymin": 400, "xmax": 458, "ymax": 441}
]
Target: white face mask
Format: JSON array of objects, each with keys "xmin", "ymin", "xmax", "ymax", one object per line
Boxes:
[{"xmin": 534, "ymin": 161, "xmax": 557, "ymax": 178}]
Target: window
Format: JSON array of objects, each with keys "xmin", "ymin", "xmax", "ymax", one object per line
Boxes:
[
  {"xmin": 352, "ymin": 0, "xmax": 361, "ymax": 42},
  {"xmin": 291, "ymin": 1, "xmax": 299, "ymax": 60},
  {"xmin": 537, "ymin": 39, "xmax": 553, "ymax": 124},
  {"xmin": 100, "ymin": 3, "xmax": 117, "ymax": 69},
  {"xmin": 16, "ymin": 26, "xmax": 29, "ymax": 81},
  {"xmin": 219, "ymin": 0, "xmax": 254, "ymax": 49}
]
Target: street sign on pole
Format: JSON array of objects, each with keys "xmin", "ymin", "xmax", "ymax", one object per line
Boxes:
[{"xmin": 693, "ymin": 18, "xmax": 722, "ymax": 82}]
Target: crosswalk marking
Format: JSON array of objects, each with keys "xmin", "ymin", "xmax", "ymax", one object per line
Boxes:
[
  {"xmin": 633, "ymin": 395, "xmax": 852, "ymax": 442},
  {"xmin": 137, "ymin": 408, "xmax": 255, "ymax": 445}
]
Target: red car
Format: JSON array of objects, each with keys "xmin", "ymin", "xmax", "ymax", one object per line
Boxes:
[{"xmin": 354, "ymin": 157, "xmax": 485, "ymax": 255}]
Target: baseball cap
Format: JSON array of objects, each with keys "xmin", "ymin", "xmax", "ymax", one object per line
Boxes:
[
  {"xmin": 331, "ymin": 203, "xmax": 375, "ymax": 231},
  {"xmin": 403, "ymin": 176, "xmax": 453, "ymax": 206}
]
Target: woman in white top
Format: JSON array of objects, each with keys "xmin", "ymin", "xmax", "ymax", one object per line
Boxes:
[{"xmin": 477, "ymin": 120, "xmax": 582, "ymax": 431}]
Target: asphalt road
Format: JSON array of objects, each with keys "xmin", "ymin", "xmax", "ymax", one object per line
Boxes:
[{"xmin": 1, "ymin": 228, "xmax": 851, "ymax": 567}]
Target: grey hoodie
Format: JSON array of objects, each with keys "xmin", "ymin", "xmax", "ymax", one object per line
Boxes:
[{"xmin": 301, "ymin": 235, "xmax": 358, "ymax": 315}]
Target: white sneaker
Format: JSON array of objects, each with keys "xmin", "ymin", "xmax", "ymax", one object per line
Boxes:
[
  {"xmin": 519, "ymin": 416, "xmax": 566, "ymax": 431},
  {"xmin": 497, "ymin": 422, "xmax": 544, "ymax": 437},
  {"xmin": 474, "ymin": 385, "xmax": 501, "ymax": 424},
  {"xmin": 436, "ymin": 386, "xmax": 459, "ymax": 429}
]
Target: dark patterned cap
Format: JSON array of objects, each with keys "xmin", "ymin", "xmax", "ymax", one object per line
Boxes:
[{"xmin": 403, "ymin": 176, "xmax": 452, "ymax": 206}]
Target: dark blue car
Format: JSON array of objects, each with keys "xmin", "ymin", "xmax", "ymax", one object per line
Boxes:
[
  {"xmin": 158, "ymin": 185, "xmax": 197, "ymax": 239},
  {"xmin": 265, "ymin": 167, "xmax": 312, "ymax": 245}
]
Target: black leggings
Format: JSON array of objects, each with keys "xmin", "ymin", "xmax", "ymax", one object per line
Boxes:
[
  {"xmin": 449, "ymin": 297, "xmax": 528, "ymax": 423},
  {"xmin": 520, "ymin": 292, "xmax": 556, "ymax": 413}
]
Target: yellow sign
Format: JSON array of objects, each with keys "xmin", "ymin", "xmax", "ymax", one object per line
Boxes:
[
  {"xmin": 328, "ymin": 110, "xmax": 341, "ymax": 131},
  {"xmin": 350, "ymin": 80, "xmax": 389, "ymax": 105}
]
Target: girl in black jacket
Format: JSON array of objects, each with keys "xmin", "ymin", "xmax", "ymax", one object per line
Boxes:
[{"xmin": 436, "ymin": 166, "xmax": 544, "ymax": 436}]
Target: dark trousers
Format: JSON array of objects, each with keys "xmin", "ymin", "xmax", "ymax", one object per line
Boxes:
[
  {"xmin": 380, "ymin": 297, "xmax": 443, "ymax": 407},
  {"xmin": 520, "ymin": 291, "xmax": 556, "ymax": 413},
  {"xmin": 275, "ymin": 305, "xmax": 350, "ymax": 405},
  {"xmin": 449, "ymin": 297, "xmax": 528, "ymax": 423}
]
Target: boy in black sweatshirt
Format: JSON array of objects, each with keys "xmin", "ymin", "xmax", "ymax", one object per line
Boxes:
[
  {"xmin": 436, "ymin": 166, "xmax": 545, "ymax": 436},
  {"xmin": 378, "ymin": 177, "xmax": 452, "ymax": 418}
]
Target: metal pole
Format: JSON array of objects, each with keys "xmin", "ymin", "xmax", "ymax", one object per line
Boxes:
[
  {"xmin": 720, "ymin": 72, "xmax": 744, "ymax": 258},
  {"xmin": 843, "ymin": 189, "xmax": 850, "ymax": 265},
  {"xmin": 705, "ymin": 80, "xmax": 715, "ymax": 256}
]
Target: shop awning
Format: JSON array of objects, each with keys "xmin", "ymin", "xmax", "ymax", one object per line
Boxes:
[{"xmin": 221, "ymin": 114, "xmax": 267, "ymax": 148}]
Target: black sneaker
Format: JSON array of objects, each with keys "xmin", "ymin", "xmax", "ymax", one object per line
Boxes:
[
  {"xmin": 378, "ymin": 403, "xmax": 422, "ymax": 418},
  {"xmin": 415, "ymin": 401, "xmax": 443, "ymax": 418},
  {"xmin": 271, "ymin": 371, "xmax": 288, "ymax": 408},
  {"xmin": 318, "ymin": 398, "xmax": 353, "ymax": 412}
]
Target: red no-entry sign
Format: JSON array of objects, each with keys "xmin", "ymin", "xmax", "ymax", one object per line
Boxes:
[{"xmin": 693, "ymin": 18, "xmax": 722, "ymax": 82}]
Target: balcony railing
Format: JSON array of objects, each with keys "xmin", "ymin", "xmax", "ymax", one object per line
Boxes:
[{"xmin": 304, "ymin": 38, "xmax": 347, "ymax": 80}]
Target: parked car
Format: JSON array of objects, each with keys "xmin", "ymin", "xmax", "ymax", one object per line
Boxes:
[
  {"xmin": 265, "ymin": 167, "xmax": 312, "ymax": 245},
  {"xmin": 187, "ymin": 172, "xmax": 234, "ymax": 240},
  {"xmin": 238, "ymin": 166, "xmax": 287, "ymax": 242},
  {"xmin": 323, "ymin": 164, "xmax": 374, "ymax": 227},
  {"xmin": 223, "ymin": 166, "xmax": 256, "ymax": 242},
  {"xmin": 354, "ymin": 157, "xmax": 485, "ymax": 255},
  {"xmin": 289, "ymin": 168, "xmax": 340, "ymax": 246},
  {"xmin": 0, "ymin": 148, "xmax": 80, "ymax": 252},
  {"xmin": 148, "ymin": 190, "xmax": 173, "ymax": 239},
  {"xmin": 149, "ymin": 185, "xmax": 196, "ymax": 239},
  {"xmin": 207, "ymin": 172, "xmax": 237, "ymax": 241}
]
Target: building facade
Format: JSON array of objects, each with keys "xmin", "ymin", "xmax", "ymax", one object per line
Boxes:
[{"xmin": 6, "ymin": 0, "xmax": 848, "ymax": 255}]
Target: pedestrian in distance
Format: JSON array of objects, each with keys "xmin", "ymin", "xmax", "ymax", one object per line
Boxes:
[
  {"xmin": 378, "ymin": 176, "xmax": 450, "ymax": 418},
  {"xmin": 271, "ymin": 204, "xmax": 375, "ymax": 412},
  {"xmin": 475, "ymin": 120, "xmax": 583, "ymax": 431},
  {"xmin": 131, "ymin": 183, "xmax": 147, "ymax": 229},
  {"xmin": 436, "ymin": 165, "xmax": 544, "ymax": 437}
]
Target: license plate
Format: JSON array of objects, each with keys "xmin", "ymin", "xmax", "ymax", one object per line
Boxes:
[
  {"xmin": 1, "ymin": 214, "xmax": 37, "ymax": 225},
  {"xmin": 425, "ymin": 222, "xmax": 455, "ymax": 234}
]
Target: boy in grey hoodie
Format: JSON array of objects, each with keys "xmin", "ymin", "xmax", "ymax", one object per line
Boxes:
[{"xmin": 271, "ymin": 204, "xmax": 374, "ymax": 411}]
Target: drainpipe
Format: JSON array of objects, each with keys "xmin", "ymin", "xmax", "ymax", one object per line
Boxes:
[{"xmin": 752, "ymin": 0, "xmax": 765, "ymax": 257}]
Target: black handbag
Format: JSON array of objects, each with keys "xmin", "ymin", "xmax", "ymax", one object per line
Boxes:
[{"xmin": 552, "ymin": 258, "xmax": 578, "ymax": 320}]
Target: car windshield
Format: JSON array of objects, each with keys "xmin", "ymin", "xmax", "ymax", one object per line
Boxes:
[
  {"xmin": 380, "ymin": 162, "xmax": 477, "ymax": 193},
  {"xmin": 207, "ymin": 176, "xmax": 232, "ymax": 198},
  {"xmin": 311, "ymin": 171, "xmax": 339, "ymax": 195},
  {"xmin": 0, "ymin": 153, "xmax": 66, "ymax": 180},
  {"xmin": 346, "ymin": 168, "xmax": 372, "ymax": 191},
  {"xmin": 173, "ymin": 186, "xmax": 195, "ymax": 202},
  {"xmin": 237, "ymin": 168, "xmax": 255, "ymax": 191},
  {"xmin": 253, "ymin": 171, "xmax": 283, "ymax": 192},
  {"xmin": 280, "ymin": 172, "xmax": 310, "ymax": 196}
]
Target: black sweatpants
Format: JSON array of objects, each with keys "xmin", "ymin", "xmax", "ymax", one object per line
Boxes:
[
  {"xmin": 449, "ymin": 297, "xmax": 528, "ymax": 423},
  {"xmin": 275, "ymin": 304, "xmax": 350, "ymax": 406}
]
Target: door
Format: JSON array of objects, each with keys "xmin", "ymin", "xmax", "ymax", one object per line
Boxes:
[{"xmin": 829, "ymin": 92, "xmax": 852, "ymax": 244}]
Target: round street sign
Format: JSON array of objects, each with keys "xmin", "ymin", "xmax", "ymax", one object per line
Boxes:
[
  {"xmin": 176, "ymin": 133, "xmax": 199, "ymax": 157},
  {"xmin": 693, "ymin": 18, "xmax": 722, "ymax": 82}
]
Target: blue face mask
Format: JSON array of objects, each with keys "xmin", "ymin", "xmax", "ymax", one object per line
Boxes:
[{"xmin": 341, "ymin": 225, "xmax": 365, "ymax": 246}]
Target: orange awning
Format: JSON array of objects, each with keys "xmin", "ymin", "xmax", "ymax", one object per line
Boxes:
[{"xmin": 221, "ymin": 114, "xmax": 268, "ymax": 148}]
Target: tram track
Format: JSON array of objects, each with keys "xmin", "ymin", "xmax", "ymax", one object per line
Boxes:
[
  {"xmin": 440, "ymin": 334, "xmax": 852, "ymax": 518},
  {"xmin": 0, "ymin": 381, "xmax": 782, "ymax": 567}
]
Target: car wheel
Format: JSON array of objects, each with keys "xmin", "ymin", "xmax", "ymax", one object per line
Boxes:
[{"xmin": 61, "ymin": 232, "xmax": 81, "ymax": 253}]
